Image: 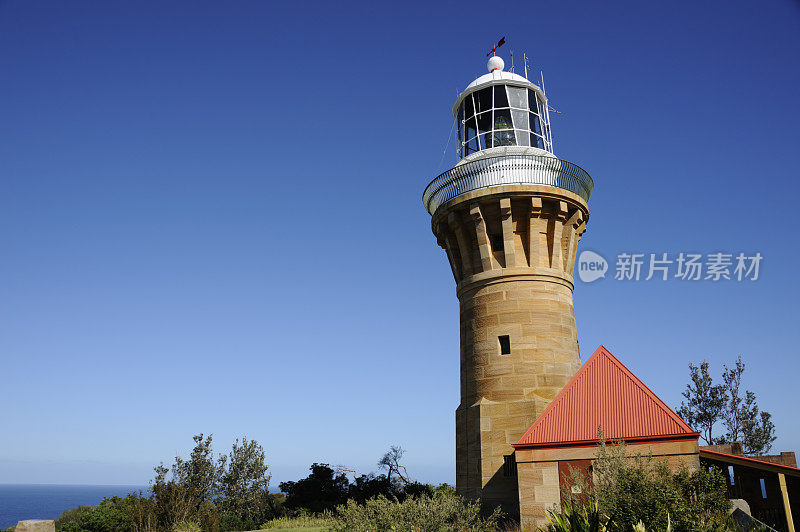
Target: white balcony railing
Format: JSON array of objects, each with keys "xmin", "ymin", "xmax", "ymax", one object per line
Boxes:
[{"xmin": 423, "ymin": 154, "xmax": 593, "ymax": 215}]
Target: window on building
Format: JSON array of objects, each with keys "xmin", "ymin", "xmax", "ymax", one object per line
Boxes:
[
  {"xmin": 728, "ymin": 466, "xmax": 735, "ymax": 486},
  {"xmin": 503, "ymin": 454, "xmax": 517, "ymax": 477},
  {"xmin": 499, "ymin": 335, "xmax": 511, "ymax": 355},
  {"xmin": 760, "ymin": 478, "xmax": 767, "ymax": 499}
]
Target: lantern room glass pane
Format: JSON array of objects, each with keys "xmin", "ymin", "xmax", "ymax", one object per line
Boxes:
[
  {"xmin": 493, "ymin": 85, "xmax": 509, "ymax": 108},
  {"xmin": 507, "ymin": 86, "xmax": 527, "ymax": 109},
  {"xmin": 476, "ymin": 88, "xmax": 492, "ymax": 114},
  {"xmin": 512, "ymin": 109, "xmax": 528, "ymax": 131},
  {"xmin": 515, "ymin": 130, "xmax": 530, "ymax": 147},
  {"xmin": 493, "ymin": 109, "xmax": 513, "ymax": 131},
  {"xmin": 465, "ymin": 136, "xmax": 479, "ymax": 155},
  {"xmin": 464, "ymin": 95, "xmax": 475, "ymax": 119},
  {"xmin": 465, "ymin": 122, "xmax": 477, "ymax": 145},
  {"xmin": 531, "ymin": 113, "xmax": 542, "ymax": 135},
  {"xmin": 477, "ymin": 118, "xmax": 491, "ymax": 149},
  {"xmin": 475, "ymin": 110, "xmax": 492, "ymax": 132},
  {"xmin": 529, "ymin": 90, "xmax": 540, "ymax": 115},
  {"xmin": 492, "ymin": 130, "xmax": 516, "ymax": 147}
]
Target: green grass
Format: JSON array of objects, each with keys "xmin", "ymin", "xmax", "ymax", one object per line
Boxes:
[{"xmin": 258, "ymin": 514, "xmax": 333, "ymax": 531}]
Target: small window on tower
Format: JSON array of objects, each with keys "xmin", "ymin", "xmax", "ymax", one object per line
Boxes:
[
  {"xmin": 503, "ymin": 454, "xmax": 517, "ymax": 477},
  {"xmin": 499, "ymin": 335, "xmax": 511, "ymax": 355},
  {"xmin": 760, "ymin": 478, "xmax": 767, "ymax": 499}
]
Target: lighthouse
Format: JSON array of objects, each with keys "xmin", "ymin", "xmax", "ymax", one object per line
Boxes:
[{"xmin": 422, "ymin": 54, "xmax": 593, "ymax": 513}]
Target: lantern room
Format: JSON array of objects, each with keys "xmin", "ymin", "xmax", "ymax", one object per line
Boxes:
[{"xmin": 454, "ymin": 56, "xmax": 553, "ymax": 158}]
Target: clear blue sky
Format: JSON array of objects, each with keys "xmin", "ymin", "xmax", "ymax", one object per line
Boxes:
[{"xmin": 1, "ymin": 0, "xmax": 798, "ymax": 487}]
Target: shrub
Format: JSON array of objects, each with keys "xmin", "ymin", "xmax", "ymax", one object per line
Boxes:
[
  {"xmin": 259, "ymin": 512, "xmax": 334, "ymax": 529},
  {"xmin": 56, "ymin": 504, "xmax": 95, "ymax": 531},
  {"xmin": 172, "ymin": 521, "xmax": 202, "ymax": 532},
  {"xmin": 594, "ymin": 442, "xmax": 729, "ymax": 531},
  {"xmin": 547, "ymin": 500, "xmax": 608, "ymax": 532},
  {"xmin": 555, "ymin": 439, "xmax": 732, "ymax": 532},
  {"xmin": 279, "ymin": 464, "xmax": 350, "ymax": 514},
  {"xmin": 331, "ymin": 491, "xmax": 502, "ymax": 532},
  {"xmin": 56, "ymin": 497, "xmax": 136, "ymax": 532}
]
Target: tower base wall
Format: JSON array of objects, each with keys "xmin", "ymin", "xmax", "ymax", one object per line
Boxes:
[{"xmin": 456, "ymin": 276, "xmax": 582, "ymax": 516}]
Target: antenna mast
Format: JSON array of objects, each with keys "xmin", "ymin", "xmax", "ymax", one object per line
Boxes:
[{"xmin": 523, "ymin": 53, "xmax": 529, "ymax": 79}]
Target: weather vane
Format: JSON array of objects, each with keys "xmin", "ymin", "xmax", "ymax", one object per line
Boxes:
[{"xmin": 486, "ymin": 36, "xmax": 506, "ymax": 57}]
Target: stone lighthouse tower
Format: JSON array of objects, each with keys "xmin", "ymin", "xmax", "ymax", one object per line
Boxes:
[{"xmin": 422, "ymin": 54, "xmax": 593, "ymax": 513}]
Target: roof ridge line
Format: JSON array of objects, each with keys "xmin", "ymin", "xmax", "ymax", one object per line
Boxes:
[
  {"xmin": 600, "ymin": 348, "xmax": 696, "ymax": 434},
  {"xmin": 514, "ymin": 345, "xmax": 699, "ymax": 448}
]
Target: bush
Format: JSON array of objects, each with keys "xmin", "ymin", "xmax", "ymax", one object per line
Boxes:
[
  {"xmin": 595, "ymin": 442, "xmax": 729, "ymax": 531},
  {"xmin": 279, "ymin": 464, "xmax": 350, "ymax": 514},
  {"xmin": 555, "ymin": 439, "xmax": 732, "ymax": 532},
  {"xmin": 172, "ymin": 521, "xmax": 202, "ymax": 532},
  {"xmin": 546, "ymin": 500, "xmax": 608, "ymax": 532},
  {"xmin": 259, "ymin": 512, "xmax": 334, "ymax": 529},
  {"xmin": 56, "ymin": 497, "xmax": 136, "ymax": 532},
  {"xmin": 55, "ymin": 504, "xmax": 95, "ymax": 531},
  {"xmin": 331, "ymin": 491, "xmax": 502, "ymax": 532}
]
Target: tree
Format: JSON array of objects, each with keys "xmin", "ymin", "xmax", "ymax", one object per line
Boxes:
[
  {"xmin": 148, "ymin": 434, "xmax": 276, "ymax": 530},
  {"xmin": 279, "ymin": 463, "xmax": 350, "ymax": 514},
  {"xmin": 678, "ymin": 361, "xmax": 727, "ymax": 445},
  {"xmin": 720, "ymin": 356, "xmax": 776, "ymax": 455},
  {"xmin": 378, "ymin": 445, "xmax": 410, "ymax": 486},
  {"xmin": 217, "ymin": 437, "xmax": 272, "ymax": 526},
  {"xmin": 171, "ymin": 433, "xmax": 221, "ymax": 504},
  {"xmin": 679, "ymin": 357, "xmax": 777, "ymax": 455},
  {"xmin": 347, "ymin": 473, "xmax": 393, "ymax": 504}
]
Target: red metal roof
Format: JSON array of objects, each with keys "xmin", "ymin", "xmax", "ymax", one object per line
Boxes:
[{"xmin": 514, "ymin": 345, "xmax": 699, "ymax": 449}]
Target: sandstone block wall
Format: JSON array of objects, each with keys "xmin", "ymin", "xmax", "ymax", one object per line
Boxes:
[{"xmin": 431, "ymin": 186, "xmax": 589, "ymax": 516}]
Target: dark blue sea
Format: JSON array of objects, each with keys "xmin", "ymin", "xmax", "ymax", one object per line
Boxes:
[{"xmin": 0, "ymin": 484, "xmax": 146, "ymax": 529}]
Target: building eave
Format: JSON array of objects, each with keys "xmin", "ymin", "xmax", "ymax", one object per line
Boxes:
[
  {"xmin": 700, "ymin": 449, "xmax": 800, "ymax": 477},
  {"xmin": 513, "ymin": 432, "xmax": 700, "ymax": 451}
]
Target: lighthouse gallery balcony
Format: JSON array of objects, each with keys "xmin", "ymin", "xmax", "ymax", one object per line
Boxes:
[{"xmin": 422, "ymin": 151, "xmax": 594, "ymax": 215}]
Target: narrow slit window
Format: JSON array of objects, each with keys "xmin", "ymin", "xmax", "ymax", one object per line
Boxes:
[
  {"xmin": 503, "ymin": 454, "xmax": 517, "ymax": 477},
  {"xmin": 499, "ymin": 335, "xmax": 511, "ymax": 355},
  {"xmin": 760, "ymin": 478, "xmax": 767, "ymax": 499},
  {"xmin": 728, "ymin": 466, "xmax": 735, "ymax": 485}
]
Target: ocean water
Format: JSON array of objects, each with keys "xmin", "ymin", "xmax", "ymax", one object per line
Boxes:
[{"xmin": 0, "ymin": 484, "xmax": 145, "ymax": 529}]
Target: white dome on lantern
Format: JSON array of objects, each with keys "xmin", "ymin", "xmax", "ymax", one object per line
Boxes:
[{"xmin": 487, "ymin": 55, "xmax": 504, "ymax": 73}]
